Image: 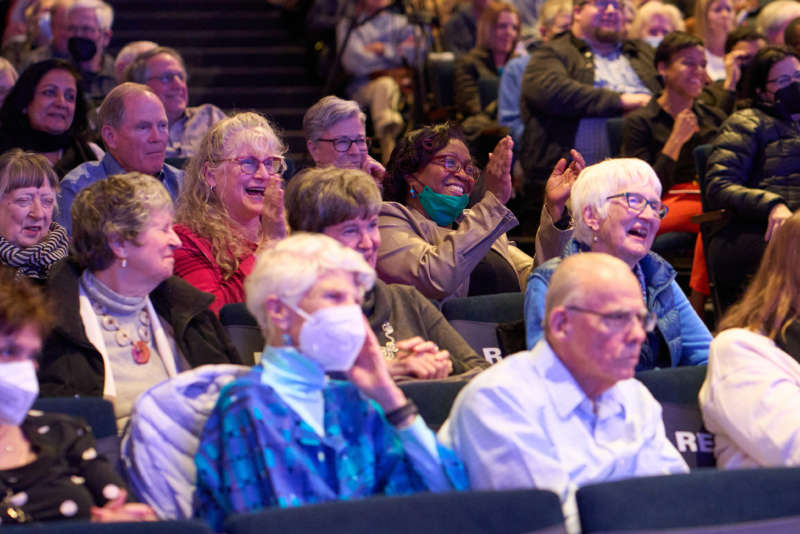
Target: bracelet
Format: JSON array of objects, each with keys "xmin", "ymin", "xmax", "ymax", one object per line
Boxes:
[{"xmin": 385, "ymin": 399, "xmax": 419, "ymax": 426}]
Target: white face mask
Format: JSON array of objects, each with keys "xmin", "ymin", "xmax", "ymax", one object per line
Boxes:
[
  {"xmin": 643, "ymin": 35, "xmax": 662, "ymax": 49},
  {"xmin": 0, "ymin": 361, "xmax": 39, "ymax": 426},
  {"xmin": 288, "ymin": 303, "xmax": 366, "ymax": 372}
]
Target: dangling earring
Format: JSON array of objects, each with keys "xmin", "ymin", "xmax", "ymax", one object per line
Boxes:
[
  {"xmin": 409, "ymin": 187, "xmax": 417, "ymax": 199},
  {"xmin": 121, "ymin": 258, "xmax": 127, "ymax": 268},
  {"xmin": 592, "ymin": 234, "xmax": 599, "ymax": 243},
  {"xmin": 281, "ymin": 332, "xmax": 292, "ymax": 346}
]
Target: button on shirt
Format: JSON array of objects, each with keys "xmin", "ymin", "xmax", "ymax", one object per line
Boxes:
[
  {"xmin": 438, "ymin": 340, "xmax": 688, "ymax": 533},
  {"xmin": 57, "ymin": 153, "xmax": 184, "ymax": 233}
]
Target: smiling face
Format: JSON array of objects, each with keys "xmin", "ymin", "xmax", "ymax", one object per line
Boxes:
[
  {"xmin": 144, "ymin": 53, "xmax": 188, "ymax": 124},
  {"xmin": 206, "ymin": 141, "xmax": 283, "ymax": 230},
  {"xmin": 0, "ymin": 182, "xmax": 56, "ymax": 248},
  {"xmin": 492, "ymin": 11, "xmax": 520, "ymax": 56},
  {"xmin": 308, "ymin": 115, "xmax": 368, "ymax": 170},
  {"xmin": 120, "ymin": 208, "xmax": 181, "ymax": 289},
  {"xmin": 587, "ymin": 182, "xmax": 662, "ymax": 267},
  {"xmin": 659, "ymin": 45, "xmax": 708, "ymax": 99},
  {"xmin": 27, "ymin": 68, "xmax": 76, "ymax": 135},
  {"xmin": 407, "ymin": 139, "xmax": 476, "ymax": 198},
  {"xmin": 323, "ymin": 214, "xmax": 381, "ymax": 268},
  {"xmin": 103, "ymin": 91, "xmax": 168, "ymax": 175},
  {"xmin": 574, "ymin": 0, "xmax": 623, "ymax": 45}
]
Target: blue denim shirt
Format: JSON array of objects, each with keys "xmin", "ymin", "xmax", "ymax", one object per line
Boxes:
[
  {"xmin": 498, "ymin": 53, "xmax": 529, "ymax": 146},
  {"xmin": 56, "ymin": 153, "xmax": 184, "ymax": 233},
  {"xmin": 524, "ymin": 239, "xmax": 710, "ymax": 370}
]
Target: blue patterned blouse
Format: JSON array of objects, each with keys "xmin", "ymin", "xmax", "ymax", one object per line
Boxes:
[{"xmin": 193, "ymin": 349, "xmax": 468, "ymax": 531}]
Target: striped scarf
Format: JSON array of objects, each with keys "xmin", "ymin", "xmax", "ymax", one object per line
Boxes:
[{"xmin": 0, "ymin": 223, "xmax": 69, "ymax": 279}]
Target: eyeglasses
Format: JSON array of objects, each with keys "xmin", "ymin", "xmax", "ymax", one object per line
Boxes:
[
  {"xmin": 580, "ymin": 0, "xmax": 620, "ymax": 9},
  {"xmin": 766, "ymin": 71, "xmax": 800, "ymax": 88},
  {"xmin": 566, "ymin": 305, "xmax": 657, "ymax": 333},
  {"xmin": 147, "ymin": 71, "xmax": 186, "ymax": 85},
  {"xmin": 607, "ymin": 192, "xmax": 668, "ymax": 219},
  {"xmin": 316, "ymin": 136, "xmax": 371, "ymax": 152},
  {"xmin": 431, "ymin": 155, "xmax": 480, "ymax": 178},
  {"xmin": 67, "ymin": 24, "xmax": 99, "ymax": 37},
  {"xmin": 225, "ymin": 156, "xmax": 287, "ymax": 175}
]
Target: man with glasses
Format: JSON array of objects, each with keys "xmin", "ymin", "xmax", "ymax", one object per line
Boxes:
[
  {"xmin": 518, "ymin": 0, "xmax": 660, "ymax": 227},
  {"xmin": 62, "ymin": 0, "xmax": 114, "ymax": 102},
  {"xmin": 127, "ymin": 46, "xmax": 227, "ymax": 159},
  {"xmin": 440, "ymin": 252, "xmax": 689, "ymax": 534},
  {"xmin": 304, "ymin": 95, "xmax": 386, "ymax": 185},
  {"xmin": 57, "ymin": 83, "xmax": 183, "ymax": 233}
]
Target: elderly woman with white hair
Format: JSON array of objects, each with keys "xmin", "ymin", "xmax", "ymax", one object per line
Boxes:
[
  {"xmin": 524, "ymin": 158, "xmax": 711, "ymax": 370},
  {"xmin": 193, "ymin": 233, "xmax": 468, "ymax": 531},
  {"xmin": 629, "ymin": 1, "xmax": 685, "ymax": 48},
  {"xmin": 304, "ymin": 95, "xmax": 385, "ymax": 184}
]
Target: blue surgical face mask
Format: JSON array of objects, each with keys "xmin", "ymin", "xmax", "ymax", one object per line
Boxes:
[
  {"xmin": 416, "ymin": 186, "xmax": 469, "ymax": 226},
  {"xmin": 643, "ymin": 35, "xmax": 662, "ymax": 49}
]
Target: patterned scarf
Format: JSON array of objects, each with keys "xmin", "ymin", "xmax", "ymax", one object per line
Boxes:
[{"xmin": 0, "ymin": 222, "xmax": 69, "ymax": 279}]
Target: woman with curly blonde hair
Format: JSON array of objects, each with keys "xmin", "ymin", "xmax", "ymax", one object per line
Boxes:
[
  {"xmin": 173, "ymin": 112, "xmax": 288, "ymax": 314},
  {"xmin": 700, "ymin": 211, "xmax": 800, "ymax": 468}
]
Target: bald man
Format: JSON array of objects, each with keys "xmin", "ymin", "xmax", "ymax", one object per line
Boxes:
[{"xmin": 439, "ymin": 252, "xmax": 688, "ymax": 533}]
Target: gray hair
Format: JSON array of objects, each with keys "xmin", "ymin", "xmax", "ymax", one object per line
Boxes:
[
  {"xmin": 125, "ymin": 46, "xmax": 187, "ymax": 84},
  {"xmin": 245, "ymin": 233, "xmax": 375, "ymax": 335},
  {"xmin": 114, "ymin": 40, "xmax": 158, "ymax": 82},
  {"xmin": 570, "ymin": 158, "xmax": 662, "ymax": 243},
  {"xmin": 68, "ymin": 0, "xmax": 113, "ymax": 30},
  {"xmin": 303, "ymin": 95, "xmax": 366, "ymax": 142},
  {"xmin": 630, "ymin": 1, "xmax": 685, "ymax": 39},
  {"xmin": 757, "ymin": 0, "xmax": 800, "ymax": 43},
  {"xmin": 285, "ymin": 167, "xmax": 381, "ymax": 233},
  {"xmin": 537, "ymin": 0, "xmax": 571, "ymax": 32},
  {"xmin": 97, "ymin": 82, "xmax": 156, "ymax": 129}
]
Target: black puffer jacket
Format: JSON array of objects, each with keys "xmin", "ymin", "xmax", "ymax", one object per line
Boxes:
[
  {"xmin": 705, "ymin": 103, "xmax": 800, "ymax": 222},
  {"xmin": 38, "ymin": 259, "xmax": 242, "ymax": 398}
]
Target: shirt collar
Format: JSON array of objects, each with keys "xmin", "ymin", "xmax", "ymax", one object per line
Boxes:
[{"xmin": 102, "ymin": 152, "xmax": 167, "ymax": 181}]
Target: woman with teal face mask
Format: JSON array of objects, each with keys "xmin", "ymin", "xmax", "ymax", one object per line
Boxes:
[{"xmin": 378, "ymin": 122, "xmax": 583, "ymax": 300}]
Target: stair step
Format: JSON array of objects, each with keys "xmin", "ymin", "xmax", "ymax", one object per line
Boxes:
[
  {"xmin": 177, "ymin": 46, "xmax": 305, "ymax": 67},
  {"xmin": 114, "ymin": 10, "xmax": 283, "ymax": 31},
  {"xmin": 112, "ymin": 29, "xmax": 291, "ymax": 47},
  {"xmin": 189, "ymin": 66, "xmax": 309, "ymax": 88},
  {"xmin": 196, "ymin": 86, "xmax": 320, "ymax": 109}
]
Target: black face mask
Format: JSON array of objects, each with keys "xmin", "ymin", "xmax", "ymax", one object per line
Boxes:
[
  {"xmin": 775, "ymin": 81, "xmax": 800, "ymax": 116},
  {"xmin": 67, "ymin": 36, "xmax": 97, "ymax": 62}
]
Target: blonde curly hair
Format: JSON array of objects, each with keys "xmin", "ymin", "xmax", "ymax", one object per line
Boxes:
[{"xmin": 176, "ymin": 112, "xmax": 287, "ymax": 279}]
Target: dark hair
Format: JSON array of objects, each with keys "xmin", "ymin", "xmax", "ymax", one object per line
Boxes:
[
  {"xmin": 654, "ymin": 31, "xmax": 704, "ymax": 67},
  {"xmin": 0, "ymin": 59, "xmax": 90, "ymax": 140},
  {"xmin": 785, "ymin": 16, "xmax": 800, "ymax": 51},
  {"xmin": 724, "ymin": 25, "xmax": 765, "ymax": 54},
  {"xmin": 0, "ymin": 266, "xmax": 52, "ymax": 339},
  {"xmin": 741, "ymin": 45, "xmax": 800, "ymax": 101},
  {"xmin": 384, "ymin": 122, "xmax": 468, "ymax": 203}
]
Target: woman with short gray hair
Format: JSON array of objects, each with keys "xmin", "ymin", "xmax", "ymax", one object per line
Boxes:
[
  {"xmin": 285, "ymin": 166, "xmax": 488, "ymax": 378},
  {"xmin": 38, "ymin": 172, "xmax": 240, "ymax": 430},
  {"xmin": 524, "ymin": 158, "xmax": 711, "ymax": 370}
]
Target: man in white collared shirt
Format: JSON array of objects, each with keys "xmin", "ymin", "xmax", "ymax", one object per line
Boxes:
[{"xmin": 439, "ymin": 252, "xmax": 688, "ymax": 533}]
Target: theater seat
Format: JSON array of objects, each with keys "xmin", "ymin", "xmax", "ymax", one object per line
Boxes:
[
  {"xmin": 577, "ymin": 467, "xmax": 800, "ymax": 533},
  {"xmin": 635, "ymin": 365, "xmax": 715, "ymax": 469},
  {"xmin": 224, "ymin": 489, "xmax": 566, "ymax": 534},
  {"xmin": 399, "ymin": 379, "xmax": 469, "ymax": 431},
  {"xmin": 3, "ymin": 520, "xmax": 215, "ymax": 533},
  {"xmin": 218, "ymin": 303, "xmax": 264, "ymax": 366}
]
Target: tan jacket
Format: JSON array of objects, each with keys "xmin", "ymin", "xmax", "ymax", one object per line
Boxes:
[{"xmin": 376, "ymin": 192, "xmax": 569, "ymax": 300}]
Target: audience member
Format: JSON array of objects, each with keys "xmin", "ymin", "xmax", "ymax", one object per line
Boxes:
[
  {"xmin": 785, "ymin": 16, "xmax": 800, "ymax": 51},
  {"xmin": 700, "ymin": 25, "xmax": 766, "ymax": 114},
  {"xmin": 39, "ymin": 173, "xmax": 241, "ymax": 429},
  {"xmin": 19, "ymin": 0, "xmax": 72, "ymax": 68},
  {"xmin": 455, "ymin": 2, "xmax": 519, "ymax": 145},
  {"xmin": 303, "ymin": 95, "xmax": 385, "ymax": 184},
  {"xmin": 57, "ymin": 83, "xmax": 182, "ymax": 233},
  {"xmin": 0, "ymin": 59, "xmax": 100, "ymax": 177},
  {"xmin": 338, "ymin": 0, "xmax": 423, "ymax": 163},
  {"xmin": 622, "ymin": 32, "xmax": 726, "ymax": 311},
  {"xmin": 173, "ymin": 112, "xmax": 287, "ymax": 314},
  {"xmin": 126, "ymin": 46, "xmax": 226, "ymax": 159},
  {"xmin": 693, "ymin": 0, "xmax": 736, "ymax": 80},
  {"xmin": 286, "ymin": 166, "xmax": 489, "ymax": 377},
  {"xmin": 756, "ymin": 0, "xmax": 800, "ymax": 44},
  {"xmin": 0, "ymin": 0, "xmax": 54, "ymax": 69},
  {"xmin": 441, "ymin": 252, "xmax": 689, "ymax": 533},
  {"xmin": 0, "ymin": 150, "xmax": 67, "ymax": 280},
  {"xmin": 535, "ymin": 0, "xmax": 573, "ymax": 41},
  {"xmin": 60, "ymin": 0, "xmax": 114, "ymax": 102},
  {"xmin": 443, "ymin": 0, "xmax": 488, "ymax": 55},
  {"xmin": 194, "ymin": 234, "xmax": 468, "ymax": 531},
  {"xmin": 705, "ymin": 45, "xmax": 800, "ymax": 312},
  {"xmin": 629, "ymin": 0, "xmax": 685, "ymax": 48},
  {"xmin": 113, "ymin": 39, "xmax": 156, "ymax": 83},
  {"xmin": 379, "ymin": 123, "xmax": 579, "ymax": 300},
  {"xmin": 700, "ymin": 212, "xmax": 800, "ymax": 468},
  {"xmin": 621, "ymin": 0, "xmax": 636, "ymax": 38},
  {"xmin": 0, "ymin": 58, "xmax": 18, "ymax": 107},
  {"xmin": 525, "ymin": 158, "xmax": 711, "ymax": 369},
  {"xmin": 520, "ymin": 0, "xmax": 659, "ymax": 219},
  {"xmin": 0, "ymin": 267, "xmax": 157, "ymax": 524}
]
